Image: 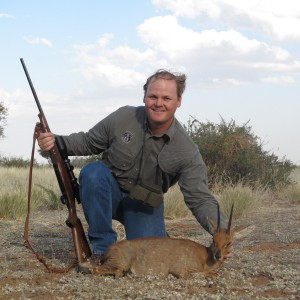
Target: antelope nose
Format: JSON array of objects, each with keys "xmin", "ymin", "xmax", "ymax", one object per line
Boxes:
[{"xmin": 215, "ymin": 251, "xmax": 221, "ymax": 260}]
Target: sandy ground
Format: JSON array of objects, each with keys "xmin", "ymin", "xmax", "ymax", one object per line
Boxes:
[{"xmin": 0, "ymin": 196, "xmax": 299, "ymax": 299}]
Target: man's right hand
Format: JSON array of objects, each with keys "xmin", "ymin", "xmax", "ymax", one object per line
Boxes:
[{"xmin": 37, "ymin": 132, "xmax": 55, "ymax": 151}]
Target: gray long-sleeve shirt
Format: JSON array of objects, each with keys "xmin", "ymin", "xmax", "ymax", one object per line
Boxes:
[{"xmin": 62, "ymin": 105, "xmax": 226, "ymax": 234}]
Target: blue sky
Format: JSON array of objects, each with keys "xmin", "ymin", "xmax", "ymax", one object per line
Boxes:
[{"xmin": 1, "ymin": 0, "xmax": 300, "ymax": 164}]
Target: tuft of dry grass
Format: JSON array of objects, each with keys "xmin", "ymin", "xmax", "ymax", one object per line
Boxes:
[
  {"xmin": 276, "ymin": 167, "xmax": 300, "ymax": 204},
  {"xmin": 279, "ymin": 184, "xmax": 300, "ymax": 204},
  {"xmin": 0, "ymin": 167, "xmax": 64, "ymax": 219},
  {"xmin": 217, "ymin": 183, "xmax": 269, "ymax": 220},
  {"xmin": 284, "ymin": 185, "xmax": 300, "ymax": 204},
  {"xmin": 164, "ymin": 184, "xmax": 192, "ymax": 219},
  {"xmin": 290, "ymin": 166, "xmax": 300, "ymax": 183}
]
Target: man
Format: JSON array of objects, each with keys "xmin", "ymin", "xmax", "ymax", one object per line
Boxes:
[{"xmin": 38, "ymin": 69, "xmax": 233, "ymax": 270}]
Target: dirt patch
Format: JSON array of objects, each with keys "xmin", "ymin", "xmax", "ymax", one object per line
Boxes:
[{"xmin": 0, "ymin": 197, "xmax": 300, "ymax": 299}]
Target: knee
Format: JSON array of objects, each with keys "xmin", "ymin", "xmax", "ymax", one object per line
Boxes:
[{"xmin": 80, "ymin": 161, "xmax": 109, "ymax": 183}]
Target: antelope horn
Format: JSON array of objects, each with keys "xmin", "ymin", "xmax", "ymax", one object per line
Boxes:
[
  {"xmin": 217, "ymin": 202, "xmax": 220, "ymax": 232},
  {"xmin": 226, "ymin": 204, "xmax": 234, "ymax": 233}
]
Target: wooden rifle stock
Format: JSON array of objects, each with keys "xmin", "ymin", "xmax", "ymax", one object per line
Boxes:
[{"xmin": 20, "ymin": 58, "xmax": 91, "ymax": 266}]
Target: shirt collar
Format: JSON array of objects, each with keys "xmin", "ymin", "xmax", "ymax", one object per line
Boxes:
[{"xmin": 144, "ymin": 114, "xmax": 176, "ymax": 142}]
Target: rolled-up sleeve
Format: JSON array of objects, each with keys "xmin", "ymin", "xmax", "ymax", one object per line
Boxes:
[
  {"xmin": 178, "ymin": 151, "xmax": 226, "ymax": 234},
  {"xmin": 60, "ymin": 113, "xmax": 114, "ymax": 156}
]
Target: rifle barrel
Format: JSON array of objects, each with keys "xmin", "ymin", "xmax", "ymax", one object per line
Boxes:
[{"xmin": 20, "ymin": 58, "xmax": 43, "ymax": 114}]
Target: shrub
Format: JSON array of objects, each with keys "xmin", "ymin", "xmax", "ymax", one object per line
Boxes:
[
  {"xmin": 0, "ymin": 156, "xmax": 38, "ymax": 168},
  {"xmin": 185, "ymin": 117, "xmax": 296, "ymax": 190}
]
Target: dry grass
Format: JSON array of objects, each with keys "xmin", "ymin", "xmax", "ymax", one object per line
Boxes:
[
  {"xmin": 278, "ymin": 167, "xmax": 300, "ymax": 204},
  {"xmin": 217, "ymin": 183, "xmax": 269, "ymax": 219},
  {"xmin": 164, "ymin": 184, "xmax": 192, "ymax": 219},
  {"xmin": 0, "ymin": 167, "xmax": 63, "ymax": 219},
  {"xmin": 1, "ymin": 166, "xmax": 298, "ymax": 221},
  {"xmin": 291, "ymin": 166, "xmax": 300, "ymax": 182}
]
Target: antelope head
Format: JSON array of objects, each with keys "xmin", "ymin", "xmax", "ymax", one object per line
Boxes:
[{"xmin": 209, "ymin": 203, "xmax": 234, "ymax": 261}]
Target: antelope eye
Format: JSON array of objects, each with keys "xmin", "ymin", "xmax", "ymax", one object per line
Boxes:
[{"xmin": 226, "ymin": 241, "xmax": 232, "ymax": 248}]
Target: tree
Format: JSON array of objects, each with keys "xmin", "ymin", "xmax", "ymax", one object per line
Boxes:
[{"xmin": 0, "ymin": 101, "xmax": 8, "ymax": 138}]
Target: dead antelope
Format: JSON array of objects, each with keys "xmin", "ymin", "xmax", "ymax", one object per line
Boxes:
[{"xmin": 86, "ymin": 204, "xmax": 235, "ymax": 278}]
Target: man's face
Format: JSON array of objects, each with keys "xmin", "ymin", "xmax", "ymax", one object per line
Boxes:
[{"xmin": 143, "ymin": 78, "xmax": 182, "ymax": 134}]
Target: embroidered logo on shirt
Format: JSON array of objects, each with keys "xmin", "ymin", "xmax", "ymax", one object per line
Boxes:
[{"xmin": 122, "ymin": 131, "xmax": 134, "ymax": 143}]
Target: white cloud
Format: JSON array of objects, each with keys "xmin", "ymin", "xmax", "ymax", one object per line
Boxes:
[
  {"xmin": 137, "ymin": 15, "xmax": 300, "ymax": 86},
  {"xmin": 0, "ymin": 88, "xmax": 59, "ymax": 118},
  {"xmin": 23, "ymin": 36, "xmax": 53, "ymax": 48},
  {"xmin": 72, "ymin": 34, "xmax": 166, "ymax": 88},
  {"xmin": 152, "ymin": 0, "xmax": 300, "ymax": 41},
  {"xmin": 261, "ymin": 76, "xmax": 295, "ymax": 85},
  {"xmin": 70, "ymin": 9, "xmax": 300, "ymax": 91},
  {"xmin": 0, "ymin": 13, "xmax": 15, "ymax": 19},
  {"xmin": 152, "ymin": 0, "xmax": 221, "ymax": 19},
  {"xmin": 211, "ymin": 77, "xmax": 244, "ymax": 87}
]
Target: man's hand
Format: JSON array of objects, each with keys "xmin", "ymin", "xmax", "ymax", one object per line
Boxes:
[{"xmin": 37, "ymin": 132, "xmax": 55, "ymax": 151}]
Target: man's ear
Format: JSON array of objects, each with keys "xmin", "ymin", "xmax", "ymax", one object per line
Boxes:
[
  {"xmin": 143, "ymin": 93, "xmax": 146, "ymax": 103},
  {"xmin": 177, "ymin": 96, "xmax": 182, "ymax": 108}
]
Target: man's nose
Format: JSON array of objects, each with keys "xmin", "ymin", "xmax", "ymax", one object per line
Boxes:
[{"xmin": 155, "ymin": 98, "xmax": 163, "ymax": 106}]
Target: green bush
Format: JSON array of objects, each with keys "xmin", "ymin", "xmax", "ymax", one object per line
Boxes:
[
  {"xmin": 0, "ymin": 156, "xmax": 38, "ymax": 168},
  {"xmin": 185, "ymin": 117, "xmax": 296, "ymax": 190}
]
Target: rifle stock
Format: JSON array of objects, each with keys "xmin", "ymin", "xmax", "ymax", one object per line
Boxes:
[{"xmin": 20, "ymin": 58, "xmax": 91, "ymax": 265}]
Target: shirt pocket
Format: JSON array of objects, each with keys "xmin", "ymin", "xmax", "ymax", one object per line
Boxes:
[{"xmin": 107, "ymin": 137, "xmax": 142, "ymax": 170}]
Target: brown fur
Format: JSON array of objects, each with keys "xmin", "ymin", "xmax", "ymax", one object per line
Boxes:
[{"xmin": 89, "ymin": 227, "xmax": 235, "ymax": 278}]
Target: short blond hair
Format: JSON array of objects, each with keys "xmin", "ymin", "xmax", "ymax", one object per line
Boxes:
[{"xmin": 143, "ymin": 69, "xmax": 186, "ymax": 98}]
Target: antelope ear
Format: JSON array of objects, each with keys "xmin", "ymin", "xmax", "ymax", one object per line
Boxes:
[{"xmin": 208, "ymin": 217, "xmax": 218, "ymax": 231}]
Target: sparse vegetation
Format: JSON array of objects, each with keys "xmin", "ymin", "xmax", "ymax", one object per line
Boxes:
[
  {"xmin": 0, "ymin": 101, "xmax": 8, "ymax": 138},
  {"xmin": 277, "ymin": 166, "xmax": 300, "ymax": 204},
  {"xmin": 0, "ymin": 167, "xmax": 63, "ymax": 219},
  {"xmin": 164, "ymin": 184, "xmax": 191, "ymax": 219},
  {"xmin": 282, "ymin": 185, "xmax": 300, "ymax": 204},
  {"xmin": 185, "ymin": 117, "xmax": 296, "ymax": 190},
  {"xmin": 0, "ymin": 155, "xmax": 38, "ymax": 168},
  {"xmin": 1, "ymin": 166, "xmax": 299, "ymax": 221},
  {"xmin": 218, "ymin": 183, "xmax": 263, "ymax": 219}
]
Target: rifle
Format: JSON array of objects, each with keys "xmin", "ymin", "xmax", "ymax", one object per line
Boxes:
[{"xmin": 20, "ymin": 58, "xmax": 91, "ymax": 272}]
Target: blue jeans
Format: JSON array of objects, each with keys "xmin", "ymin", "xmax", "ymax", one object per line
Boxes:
[{"xmin": 79, "ymin": 161, "xmax": 167, "ymax": 254}]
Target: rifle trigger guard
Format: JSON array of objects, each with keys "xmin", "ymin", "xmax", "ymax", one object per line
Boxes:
[
  {"xmin": 66, "ymin": 219, "xmax": 72, "ymax": 228},
  {"xmin": 60, "ymin": 195, "xmax": 67, "ymax": 205}
]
